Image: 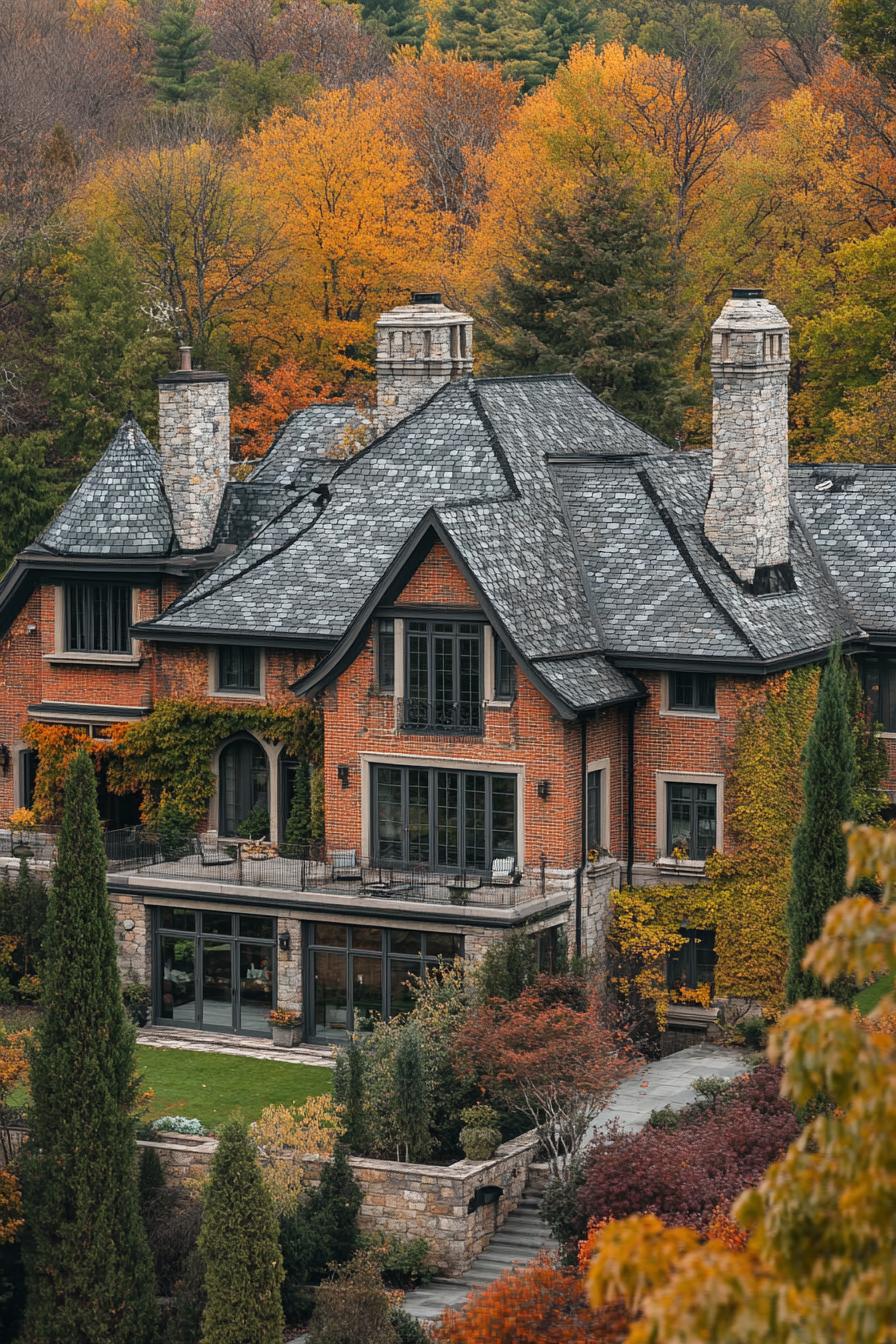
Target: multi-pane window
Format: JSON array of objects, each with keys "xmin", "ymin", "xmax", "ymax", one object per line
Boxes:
[
  {"xmin": 666, "ymin": 782, "xmax": 717, "ymax": 861},
  {"xmin": 376, "ymin": 619, "xmax": 395, "ymax": 693},
  {"xmin": 373, "ymin": 764, "xmax": 516, "ymax": 872},
  {"xmin": 219, "ymin": 738, "xmax": 269, "ymax": 836},
  {"xmin": 666, "ymin": 928, "xmax": 716, "ymax": 993},
  {"xmin": 586, "ymin": 769, "xmax": 602, "ymax": 854},
  {"xmin": 403, "ymin": 619, "xmax": 483, "ymax": 733},
  {"xmin": 668, "ymin": 671, "xmax": 716, "ymax": 713},
  {"xmin": 861, "ymin": 654, "xmax": 896, "ymax": 731},
  {"xmin": 493, "ymin": 635, "xmax": 516, "ymax": 701},
  {"xmin": 218, "ymin": 646, "xmax": 261, "ymax": 693},
  {"xmin": 64, "ymin": 583, "xmax": 130, "ymax": 654}
]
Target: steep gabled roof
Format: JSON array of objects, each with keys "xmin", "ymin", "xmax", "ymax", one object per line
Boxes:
[
  {"xmin": 31, "ymin": 415, "xmax": 175, "ymax": 558},
  {"xmin": 248, "ymin": 405, "xmax": 363, "ymax": 486}
]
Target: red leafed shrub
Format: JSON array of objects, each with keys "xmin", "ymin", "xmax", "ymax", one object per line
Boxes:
[
  {"xmin": 572, "ymin": 1065, "xmax": 799, "ymax": 1242},
  {"xmin": 433, "ymin": 1252, "xmax": 629, "ymax": 1344}
]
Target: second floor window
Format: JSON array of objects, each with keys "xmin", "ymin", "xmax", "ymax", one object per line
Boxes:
[
  {"xmin": 586, "ymin": 768, "xmax": 602, "ymax": 854},
  {"xmin": 218, "ymin": 646, "xmax": 261, "ymax": 693},
  {"xmin": 667, "ymin": 782, "xmax": 717, "ymax": 861},
  {"xmin": 861, "ymin": 654, "xmax": 896, "ymax": 731},
  {"xmin": 376, "ymin": 619, "xmax": 395, "ymax": 694},
  {"xmin": 64, "ymin": 582, "xmax": 130, "ymax": 654},
  {"xmin": 669, "ymin": 671, "xmax": 716, "ymax": 713},
  {"xmin": 402, "ymin": 619, "xmax": 483, "ymax": 734},
  {"xmin": 493, "ymin": 635, "xmax": 516, "ymax": 701}
]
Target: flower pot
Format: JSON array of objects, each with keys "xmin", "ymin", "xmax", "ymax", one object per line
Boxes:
[{"xmin": 271, "ymin": 1022, "xmax": 299, "ymax": 1048}]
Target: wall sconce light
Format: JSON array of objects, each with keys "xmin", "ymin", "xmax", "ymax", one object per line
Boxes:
[
  {"xmin": 0, "ymin": 745, "xmax": 9, "ymax": 776},
  {"xmin": 337, "ymin": 764, "xmax": 350, "ymax": 788},
  {"xmin": 537, "ymin": 779, "xmax": 550, "ymax": 800},
  {"xmin": 278, "ymin": 930, "xmax": 292, "ymax": 953},
  {"xmin": 122, "ymin": 918, "xmax": 135, "ymax": 932}
]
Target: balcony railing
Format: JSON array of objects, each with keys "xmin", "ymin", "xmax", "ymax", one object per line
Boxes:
[
  {"xmin": 102, "ymin": 829, "xmax": 553, "ymax": 910},
  {"xmin": 396, "ymin": 697, "xmax": 483, "ymax": 736}
]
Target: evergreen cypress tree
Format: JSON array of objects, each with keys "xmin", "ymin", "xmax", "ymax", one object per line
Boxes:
[
  {"xmin": 199, "ymin": 1120, "xmax": 284, "ymax": 1344},
  {"xmin": 786, "ymin": 646, "xmax": 855, "ymax": 1004},
  {"xmin": 283, "ymin": 762, "xmax": 311, "ymax": 856},
  {"xmin": 21, "ymin": 751, "xmax": 157, "ymax": 1344},
  {"xmin": 393, "ymin": 1025, "xmax": 431, "ymax": 1162},
  {"xmin": 361, "ymin": 0, "xmax": 427, "ymax": 48},
  {"xmin": 480, "ymin": 156, "xmax": 688, "ymax": 443},
  {"xmin": 150, "ymin": 0, "xmax": 212, "ymax": 104},
  {"xmin": 279, "ymin": 1145, "xmax": 362, "ymax": 1324},
  {"xmin": 333, "ymin": 1037, "xmax": 368, "ymax": 1153}
]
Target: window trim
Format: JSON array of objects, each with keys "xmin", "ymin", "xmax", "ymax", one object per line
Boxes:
[
  {"xmin": 51, "ymin": 583, "xmax": 138, "ymax": 664},
  {"xmin": 212, "ymin": 734, "xmax": 278, "ymax": 841},
  {"xmin": 655, "ymin": 771, "xmax": 724, "ymax": 863},
  {"xmin": 586, "ymin": 757, "xmax": 610, "ymax": 857},
  {"xmin": 371, "ymin": 762, "xmax": 518, "ymax": 872},
  {"xmin": 210, "ymin": 645, "xmax": 265, "ymax": 699},
  {"xmin": 661, "ymin": 671, "xmax": 719, "ymax": 719},
  {"xmin": 402, "ymin": 617, "xmax": 484, "ymax": 734}
]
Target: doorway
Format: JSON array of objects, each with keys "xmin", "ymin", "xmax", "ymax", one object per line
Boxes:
[{"xmin": 153, "ymin": 906, "xmax": 277, "ymax": 1036}]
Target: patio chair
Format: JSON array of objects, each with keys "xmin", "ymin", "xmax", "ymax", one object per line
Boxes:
[
  {"xmin": 490, "ymin": 855, "xmax": 520, "ymax": 886},
  {"xmin": 194, "ymin": 835, "xmax": 237, "ymax": 867},
  {"xmin": 330, "ymin": 848, "xmax": 362, "ymax": 881}
]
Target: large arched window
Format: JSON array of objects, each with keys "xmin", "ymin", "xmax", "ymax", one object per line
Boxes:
[{"xmin": 219, "ymin": 737, "xmax": 269, "ymax": 837}]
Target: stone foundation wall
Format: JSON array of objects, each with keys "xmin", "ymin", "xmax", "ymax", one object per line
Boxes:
[
  {"xmin": 144, "ymin": 1129, "xmax": 541, "ymax": 1275},
  {"xmin": 109, "ymin": 887, "xmax": 151, "ymax": 986}
]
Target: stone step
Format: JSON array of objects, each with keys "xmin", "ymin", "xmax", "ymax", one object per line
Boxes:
[{"xmin": 486, "ymin": 1229, "xmax": 551, "ymax": 1250}]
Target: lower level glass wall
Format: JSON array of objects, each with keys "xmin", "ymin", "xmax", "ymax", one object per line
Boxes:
[
  {"xmin": 154, "ymin": 906, "xmax": 276, "ymax": 1036},
  {"xmin": 306, "ymin": 922, "xmax": 464, "ymax": 1041}
]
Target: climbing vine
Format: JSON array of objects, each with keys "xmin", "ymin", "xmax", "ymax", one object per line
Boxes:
[
  {"xmin": 611, "ymin": 666, "xmax": 822, "ymax": 1022},
  {"xmin": 24, "ymin": 697, "xmax": 323, "ymax": 829}
]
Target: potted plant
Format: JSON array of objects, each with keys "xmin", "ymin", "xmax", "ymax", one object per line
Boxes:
[
  {"xmin": 459, "ymin": 1104, "xmax": 502, "ymax": 1161},
  {"xmin": 9, "ymin": 807, "xmax": 36, "ymax": 859},
  {"xmin": 269, "ymin": 1007, "xmax": 301, "ymax": 1047}
]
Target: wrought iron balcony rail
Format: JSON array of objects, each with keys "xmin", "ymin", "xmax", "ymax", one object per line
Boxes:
[
  {"xmin": 396, "ymin": 697, "xmax": 483, "ymax": 735},
  {"xmin": 102, "ymin": 829, "xmax": 552, "ymax": 910}
]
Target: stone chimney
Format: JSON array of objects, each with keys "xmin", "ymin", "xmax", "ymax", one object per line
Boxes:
[
  {"xmin": 703, "ymin": 289, "xmax": 791, "ymax": 588},
  {"xmin": 157, "ymin": 347, "xmax": 230, "ymax": 552},
  {"xmin": 375, "ymin": 293, "xmax": 474, "ymax": 432}
]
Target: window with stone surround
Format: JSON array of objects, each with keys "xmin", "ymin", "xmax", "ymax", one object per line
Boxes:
[
  {"xmin": 493, "ymin": 634, "xmax": 516, "ymax": 702},
  {"xmin": 372, "ymin": 763, "xmax": 516, "ymax": 872},
  {"xmin": 375, "ymin": 618, "xmax": 395, "ymax": 694},
  {"xmin": 217, "ymin": 645, "xmax": 261, "ymax": 694},
  {"xmin": 63, "ymin": 582, "xmax": 131, "ymax": 654},
  {"xmin": 667, "ymin": 670, "xmax": 716, "ymax": 714},
  {"xmin": 666, "ymin": 782, "xmax": 718, "ymax": 861}
]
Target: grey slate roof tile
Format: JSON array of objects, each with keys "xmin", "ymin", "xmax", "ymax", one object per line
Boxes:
[{"xmin": 248, "ymin": 405, "xmax": 364, "ymax": 486}]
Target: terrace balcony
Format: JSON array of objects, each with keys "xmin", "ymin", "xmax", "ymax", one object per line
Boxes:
[{"xmin": 395, "ymin": 696, "xmax": 483, "ymax": 736}]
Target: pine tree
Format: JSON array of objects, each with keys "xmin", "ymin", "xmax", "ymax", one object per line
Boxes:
[
  {"xmin": 48, "ymin": 228, "xmax": 172, "ymax": 484},
  {"xmin": 393, "ymin": 1025, "xmax": 431, "ymax": 1162},
  {"xmin": 279, "ymin": 1145, "xmax": 362, "ymax": 1323},
  {"xmin": 283, "ymin": 761, "xmax": 311, "ymax": 856},
  {"xmin": 0, "ymin": 434, "xmax": 60, "ymax": 574},
  {"xmin": 361, "ymin": 0, "xmax": 427, "ymax": 48},
  {"xmin": 199, "ymin": 1120, "xmax": 284, "ymax": 1344},
  {"xmin": 21, "ymin": 751, "xmax": 157, "ymax": 1344},
  {"xmin": 334, "ymin": 1038, "xmax": 368, "ymax": 1154},
  {"xmin": 438, "ymin": 0, "xmax": 517, "ymax": 62},
  {"xmin": 786, "ymin": 646, "xmax": 855, "ymax": 1004},
  {"xmin": 150, "ymin": 0, "xmax": 212, "ymax": 104},
  {"xmin": 480, "ymin": 156, "xmax": 688, "ymax": 443}
]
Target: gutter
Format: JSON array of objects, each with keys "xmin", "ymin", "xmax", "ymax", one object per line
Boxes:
[
  {"xmin": 577, "ymin": 716, "xmax": 587, "ymax": 956},
  {"xmin": 626, "ymin": 701, "xmax": 636, "ymax": 887}
]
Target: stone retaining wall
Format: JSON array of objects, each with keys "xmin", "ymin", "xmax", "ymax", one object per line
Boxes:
[{"xmin": 142, "ymin": 1128, "xmax": 541, "ymax": 1275}]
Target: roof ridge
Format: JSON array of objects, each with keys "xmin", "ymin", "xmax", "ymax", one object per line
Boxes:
[{"xmin": 546, "ymin": 462, "xmax": 608, "ymax": 647}]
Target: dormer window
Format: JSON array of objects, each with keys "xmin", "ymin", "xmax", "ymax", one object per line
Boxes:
[
  {"xmin": 217, "ymin": 646, "xmax": 261, "ymax": 694},
  {"xmin": 64, "ymin": 582, "xmax": 131, "ymax": 654}
]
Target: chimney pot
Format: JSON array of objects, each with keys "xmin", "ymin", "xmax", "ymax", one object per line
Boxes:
[
  {"xmin": 731, "ymin": 287, "xmax": 764, "ymax": 299},
  {"xmin": 179, "ymin": 345, "xmax": 192, "ymax": 372},
  {"xmin": 375, "ymin": 293, "xmax": 473, "ymax": 433}
]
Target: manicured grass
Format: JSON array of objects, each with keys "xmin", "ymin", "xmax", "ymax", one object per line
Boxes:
[
  {"xmin": 136, "ymin": 1046, "xmax": 331, "ymax": 1131},
  {"xmin": 854, "ymin": 969, "xmax": 895, "ymax": 1016}
]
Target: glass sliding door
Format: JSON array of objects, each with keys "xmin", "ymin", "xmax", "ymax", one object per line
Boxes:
[
  {"xmin": 154, "ymin": 908, "xmax": 277, "ymax": 1036},
  {"xmin": 372, "ymin": 765, "xmax": 517, "ymax": 872},
  {"xmin": 158, "ymin": 935, "xmax": 197, "ymax": 1026},
  {"xmin": 239, "ymin": 943, "xmax": 274, "ymax": 1034},
  {"xmin": 313, "ymin": 951, "xmax": 349, "ymax": 1040},
  {"xmin": 201, "ymin": 942, "xmax": 233, "ymax": 1030}
]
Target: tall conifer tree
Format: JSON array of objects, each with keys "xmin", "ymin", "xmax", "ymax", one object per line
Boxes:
[
  {"xmin": 361, "ymin": 0, "xmax": 427, "ymax": 48},
  {"xmin": 150, "ymin": 0, "xmax": 212, "ymax": 104},
  {"xmin": 786, "ymin": 646, "xmax": 855, "ymax": 1003},
  {"xmin": 21, "ymin": 751, "xmax": 157, "ymax": 1344}
]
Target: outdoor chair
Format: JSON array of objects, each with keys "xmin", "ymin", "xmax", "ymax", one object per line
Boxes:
[
  {"xmin": 330, "ymin": 848, "xmax": 362, "ymax": 881},
  {"xmin": 194, "ymin": 835, "xmax": 237, "ymax": 867},
  {"xmin": 490, "ymin": 855, "xmax": 520, "ymax": 886}
]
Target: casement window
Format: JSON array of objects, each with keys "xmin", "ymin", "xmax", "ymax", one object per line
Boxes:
[
  {"xmin": 666, "ymin": 782, "xmax": 717, "ymax": 861},
  {"xmin": 402, "ymin": 619, "xmax": 483, "ymax": 734},
  {"xmin": 666, "ymin": 928, "xmax": 716, "ymax": 993},
  {"xmin": 668, "ymin": 671, "xmax": 716, "ymax": 714},
  {"xmin": 219, "ymin": 738, "xmax": 269, "ymax": 837},
  {"xmin": 493, "ymin": 634, "xmax": 516, "ymax": 702},
  {"xmin": 64, "ymin": 582, "xmax": 131, "ymax": 654},
  {"xmin": 19, "ymin": 749, "xmax": 37, "ymax": 809},
  {"xmin": 861, "ymin": 654, "xmax": 896, "ymax": 732},
  {"xmin": 372, "ymin": 763, "xmax": 516, "ymax": 872},
  {"xmin": 217, "ymin": 646, "xmax": 261, "ymax": 694},
  {"xmin": 586, "ymin": 768, "xmax": 602, "ymax": 854},
  {"xmin": 375, "ymin": 619, "xmax": 395, "ymax": 694}
]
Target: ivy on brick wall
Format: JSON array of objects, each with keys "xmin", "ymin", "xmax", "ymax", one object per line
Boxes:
[
  {"xmin": 24, "ymin": 697, "xmax": 323, "ymax": 829},
  {"xmin": 611, "ymin": 666, "xmax": 822, "ymax": 1021}
]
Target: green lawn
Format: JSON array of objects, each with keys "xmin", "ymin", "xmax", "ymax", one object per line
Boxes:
[
  {"xmin": 136, "ymin": 1046, "xmax": 331, "ymax": 1130},
  {"xmin": 854, "ymin": 969, "xmax": 895, "ymax": 1016}
]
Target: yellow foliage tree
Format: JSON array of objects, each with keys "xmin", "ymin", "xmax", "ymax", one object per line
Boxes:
[
  {"xmin": 587, "ymin": 821, "xmax": 896, "ymax": 1343},
  {"xmin": 250, "ymin": 1094, "xmax": 345, "ymax": 1212},
  {"xmin": 244, "ymin": 87, "xmax": 447, "ymax": 379}
]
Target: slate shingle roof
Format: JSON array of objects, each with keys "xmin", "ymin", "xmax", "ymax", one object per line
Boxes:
[
  {"xmin": 33, "ymin": 416, "xmax": 175, "ymax": 557},
  {"xmin": 248, "ymin": 405, "xmax": 363, "ymax": 486}
]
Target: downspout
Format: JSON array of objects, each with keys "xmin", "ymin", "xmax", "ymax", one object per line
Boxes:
[
  {"xmin": 626, "ymin": 701, "xmax": 636, "ymax": 887},
  {"xmin": 576, "ymin": 715, "xmax": 587, "ymax": 957}
]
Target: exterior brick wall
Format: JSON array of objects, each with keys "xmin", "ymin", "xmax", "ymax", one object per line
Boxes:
[
  {"xmin": 395, "ymin": 542, "xmax": 478, "ymax": 606},
  {"xmin": 0, "ymin": 590, "xmax": 44, "ymax": 815}
]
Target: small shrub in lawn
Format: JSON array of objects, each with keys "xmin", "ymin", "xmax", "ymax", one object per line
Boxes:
[
  {"xmin": 151, "ymin": 1115, "xmax": 208, "ymax": 1136},
  {"xmin": 570, "ymin": 1064, "xmax": 799, "ymax": 1244},
  {"xmin": 362, "ymin": 1231, "xmax": 436, "ymax": 1287}
]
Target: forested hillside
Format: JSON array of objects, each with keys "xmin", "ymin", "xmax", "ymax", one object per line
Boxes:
[{"xmin": 3, "ymin": 0, "xmax": 896, "ymax": 570}]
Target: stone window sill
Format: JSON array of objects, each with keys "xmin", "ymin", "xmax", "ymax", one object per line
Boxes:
[
  {"xmin": 44, "ymin": 652, "xmax": 141, "ymax": 668},
  {"xmin": 659, "ymin": 709, "xmax": 720, "ymax": 721},
  {"xmin": 210, "ymin": 690, "xmax": 263, "ymax": 701},
  {"xmin": 656, "ymin": 857, "xmax": 707, "ymax": 873}
]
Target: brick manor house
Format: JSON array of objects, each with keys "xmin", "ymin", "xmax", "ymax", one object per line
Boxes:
[{"xmin": 2, "ymin": 288, "xmax": 895, "ymax": 1043}]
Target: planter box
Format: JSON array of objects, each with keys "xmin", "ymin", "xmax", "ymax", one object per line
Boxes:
[{"xmin": 271, "ymin": 1022, "xmax": 300, "ymax": 1048}]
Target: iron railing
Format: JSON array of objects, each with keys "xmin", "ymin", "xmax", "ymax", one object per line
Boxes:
[
  {"xmin": 103, "ymin": 829, "xmax": 551, "ymax": 910},
  {"xmin": 396, "ymin": 697, "xmax": 483, "ymax": 735}
]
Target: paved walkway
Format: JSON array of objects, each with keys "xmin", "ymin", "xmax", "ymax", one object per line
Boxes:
[
  {"xmin": 136, "ymin": 1026, "xmax": 336, "ymax": 1069},
  {"xmin": 402, "ymin": 1045, "xmax": 748, "ymax": 1323}
]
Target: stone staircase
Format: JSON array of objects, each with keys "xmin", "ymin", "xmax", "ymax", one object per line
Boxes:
[{"xmin": 403, "ymin": 1180, "xmax": 555, "ymax": 1321}]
